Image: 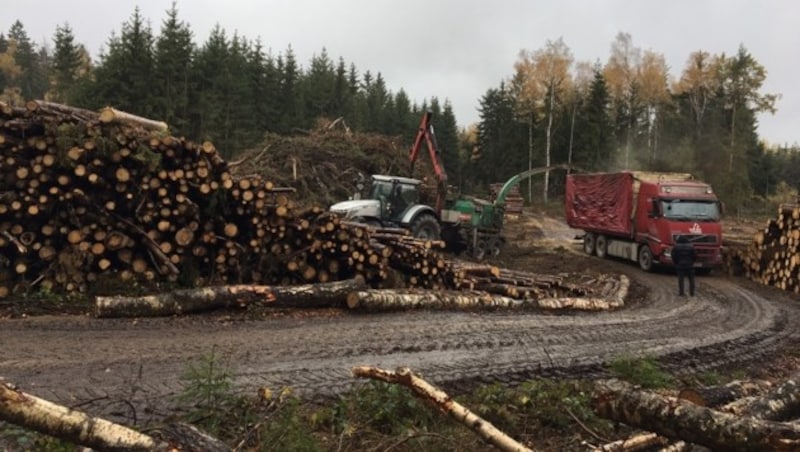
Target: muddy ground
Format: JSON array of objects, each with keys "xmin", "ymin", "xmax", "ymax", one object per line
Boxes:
[{"xmin": 2, "ymin": 209, "xmax": 800, "ymax": 436}]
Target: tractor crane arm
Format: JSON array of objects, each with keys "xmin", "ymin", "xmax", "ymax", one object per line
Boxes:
[{"xmin": 408, "ymin": 111, "xmax": 448, "ymax": 213}]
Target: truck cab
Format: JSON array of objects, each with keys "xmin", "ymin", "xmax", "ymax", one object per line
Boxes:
[{"xmin": 634, "ymin": 176, "xmax": 723, "ymax": 271}]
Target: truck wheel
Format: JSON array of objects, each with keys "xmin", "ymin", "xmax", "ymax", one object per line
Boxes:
[
  {"xmin": 410, "ymin": 214, "xmax": 441, "ymax": 240},
  {"xmin": 595, "ymin": 235, "xmax": 608, "ymax": 259},
  {"xmin": 583, "ymin": 233, "xmax": 596, "ymax": 255},
  {"xmin": 638, "ymin": 245, "xmax": 654, "ymax": 272}
]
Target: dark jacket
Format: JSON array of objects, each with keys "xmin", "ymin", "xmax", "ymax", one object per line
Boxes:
[{"xmin": 672, "ymin": 240, "xmax": 696, "ymax": 269}]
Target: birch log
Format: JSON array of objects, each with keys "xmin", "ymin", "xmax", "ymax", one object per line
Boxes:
[
  {"xmin": 96, "ymin": 276, "xmax": 366, "ymax": 317},
  {"xmin": 592, "ymin": 379, "xmax": 800, "ymax": 451},
  {"xmin": 741, "ymin": 372, "xmax": 800, "ymax": 421},
  {"xmin": 352, "ymin": 366, "xmax": 532, "ymax": 452},
  {"xmin": 591, "ymin": 432, "xmax": 667, "ymax": 451},
  {"xmin": 346, "ymin": 289, "xmax": 526, "ymax": 311},
  {"xmin": 99, "ymin": 106, "xmax": 168, "ymax": 132},
  {"xmin": 0, "ymin": 383, "xmax": 160, "ymax": 451}
]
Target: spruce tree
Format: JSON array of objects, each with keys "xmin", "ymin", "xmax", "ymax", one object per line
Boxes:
[
  {"xmin": 8, "ymin": 20, "xmax": 48, "ymax": 100},
  {"xmin": 91, "ymin": 8, "xmax": 155, "ymax": 115},
  {"xmin": 276, "ymin": 45, "xmax": 303, "ymax": 133},
  {"xmin": 153, "ymin": 3, "xmax": 193, "ymax": 132},
  {"xmin": 438, "ymin": 101, "xmax": 462, "ymax": 188},
  {"xmin": 189, "ymin": 25, "xmax": 230, "ymax": 151},
  {"xmin": 576, "ymin": 69, "xmax": 613, "ymax": 171},
  {"xmin": 50, "ymin": 23, "xmax": 82, "ymax": 103},
  {"xmin": 303, "ymin": 47, "xmax": 336, "ymax": 123}
]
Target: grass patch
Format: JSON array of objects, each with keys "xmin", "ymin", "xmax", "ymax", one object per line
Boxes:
[
  {"xmin": 1, "ymin": 359, "xmax": 639, "ymax": 451},
  {"xmin": 609, "ymin": 355, "xmax": 675, "ymax": 389}
]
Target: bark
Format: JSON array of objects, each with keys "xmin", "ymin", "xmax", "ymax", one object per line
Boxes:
[
  {"xmin": 592, "ymin": 379, "xmax": 800, "ymax": 451},
  {"xmin": 536, "ymin": 297, "xmax": 622, "ymax": 310},
  {"xmin": 99, "ymin": 107, "xmax": 168, "ymax": 132},
  {"xmin": 352, "ymin": 366, "xmax": 532, "ymax": 452},
  {"xmin": 347, "ymin": 289, "xmax": 526, "ymax": 311},
  {"xmin": 677, "ymin": 379, "xmax": 772, "ymax": 408},
  {"xmin": 0, "ymin": 383, "xmax": 161, "ymax": 451},
  {"xmin": 347, "ymin": 274, "xmax": 626, "ymax": 312},
  {"xmin": 742, "ymin": 373, "xmax": 800, "ymax": 421},
  {"xmin": 592, "ymin": 432, "xmax": 667, "ymax": 451},
  {"xmin": 96, "ymin": 276, "xmax": 366, "ymax": 317},
  {"xmin": 156, "ymin": 422, "xmax": 229, "ymax": 452}
]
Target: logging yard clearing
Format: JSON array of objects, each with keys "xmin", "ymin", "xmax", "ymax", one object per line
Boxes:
[
  {"xmin": 5, "ymin": 210, "xmax": 800, "ymax": 450},
  {"xmin": 4, "ymin": 101, "xmax": 800, "ymax": 450}
]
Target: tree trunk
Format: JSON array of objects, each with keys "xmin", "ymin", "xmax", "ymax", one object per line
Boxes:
[
  {"xmin": 347, "ymin": 289, "xmax": 525, "ymax": 311},
  {"xmin": 592, "ymin": 379, "xmax": 800, "ymax": 451},
  {"xmin": 592, "ymin": 432, "xmax": 667, "ymax": 451},
  {"xmin": 96, "ymin": 276, "xmax": 366, "ymax": 317},
  {"xmin": 99, "ymin": 107, "xmax": 168, "ymax": 132},
  {"xmin": 352, "ymin": 366, "xmax": 532, "ymax": 452},
  {"xmin": 544, "ymin": 86, "xmax": 554, "ymax": 204},
  {"xmin": 677, "ymin": 379, "xmax": 772, "ymax": 408},
  {"xmin": 742, "ymin": 373, "xmax": 800, "ymax": 421},
  {"xmin": 0, "ymin": 383, "xmax": 160, "ymax": 451}
]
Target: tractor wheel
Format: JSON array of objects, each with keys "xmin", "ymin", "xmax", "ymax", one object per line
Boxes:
[
  {"xmin": 583, "ymin": 233, "xmax": 596, "ymax": 255},
  {"xmin": 410, "ymin": 214, "xmax": 441, "ymax": 240},
  {"xmin": 487, "ymin": 237, "xmax": 504, "ymax": 258},
  {"xmin": 638, "ymin": 244, "xmax": 654, "ymax": 272},
  {"xmin": 595, "ymin": 235, "xmax": 608, "ymax": 259},
  {"xmin": 473, "ymin": 239, "xmax": 488, "ymax": 260}
]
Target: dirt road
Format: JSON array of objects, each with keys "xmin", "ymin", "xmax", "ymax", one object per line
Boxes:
[{"xmin": 2, "ymin": 218, "xmax": 799, "ymax": 426}]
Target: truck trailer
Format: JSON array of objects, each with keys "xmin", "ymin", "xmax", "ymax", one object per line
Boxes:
[{"xmin": 565, "ymin": 171, "xmax": 723, "ymax": 272}]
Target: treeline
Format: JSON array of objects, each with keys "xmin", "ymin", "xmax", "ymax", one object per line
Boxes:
[
  {"xmin": 468, "ymin": 34, "xmax": 798, "ymax": 211},
  {"xmin": 0, "ymin": 7, "xmax": 797, "ymax": 210},
  {"xmin": 0, "ymin": 5, "xmax": 461, "ymax": 167}
]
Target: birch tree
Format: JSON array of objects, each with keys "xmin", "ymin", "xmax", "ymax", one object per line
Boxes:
[
  {"xmin": 638, "ymin": 50, "xmax": 670, "ymax": 163},
  {"xmin": 673, "ymin": 51, "xmax": 723, "ymax": 139},
  {"xmin": 603, "ymin": 32, "xmax": 642, "ymax": 168},
  {"xmin": 513, "ymin": 37, "xmax": 573, "ymax": 203},
  {"xmin": 568, "ymin": 60, "xmax": 594, "ymax": 165},
  {"xmin": 511, "ymin": 49, "xmax": 541, "ymax": 201}
]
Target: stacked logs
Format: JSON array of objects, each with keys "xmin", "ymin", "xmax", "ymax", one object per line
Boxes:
[
  {"xmin": 0, "ymin": 100, "xmax": 415, "ymax": 296},
  {"xmin": 0, "ymin": 100, "xmax": 615, "ymax": 309},
  {"xmin": 0, "ymin": 100, "xmax": 490, "ymax": 298},
  {"xmin": 736, "ymin": 203, "xmax": 800, "ymax": 293}
]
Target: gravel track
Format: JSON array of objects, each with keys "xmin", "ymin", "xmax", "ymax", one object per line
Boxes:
[{"xmin": 2, "ymin": 259, "xmax": 799, "ymax": 425}]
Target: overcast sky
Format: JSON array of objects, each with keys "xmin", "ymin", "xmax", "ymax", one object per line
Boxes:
[{"xmin": 5, "ymin": 0, "xmax": 799, "ymax": 146}]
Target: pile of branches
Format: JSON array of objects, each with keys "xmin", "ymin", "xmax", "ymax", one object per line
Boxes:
[{"xmin": 229, "ymin": 126, "xmax": 438, "ymax": 208}]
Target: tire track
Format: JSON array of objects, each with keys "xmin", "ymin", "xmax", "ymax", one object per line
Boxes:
[{"xmin": 1, "ymin": 263, "xmax": 798, "ymax": 425}]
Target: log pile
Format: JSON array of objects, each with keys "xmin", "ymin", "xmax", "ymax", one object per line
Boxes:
[
  {"xmin": 590, "ymin": 375, "xmax": 800, "ymax": 451},
  {"xmin": 0, "ymin": 100, "xmax": 428, "ymax": 297},
  {"xmin": 734, "ymin": 203, "xmax": 800, "ymax": 293},
  {"xmin": 0, "ymin": 100, "xmax": 621, "ymax": 311}
]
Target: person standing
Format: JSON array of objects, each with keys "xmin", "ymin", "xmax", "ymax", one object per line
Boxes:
[{"xmin": 672, "ymin": 236, "xmax": 696, "ymax": 296}]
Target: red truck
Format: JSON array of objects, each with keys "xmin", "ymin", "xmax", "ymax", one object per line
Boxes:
[{"xmin": 565, "ymin": 171, "xmax": 723, "ymax": 272}]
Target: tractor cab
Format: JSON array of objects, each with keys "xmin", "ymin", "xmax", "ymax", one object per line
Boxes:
[
  {"xmin": 368, "ymin": 175, "xmax": 421, "ymax": 221},
  {"xmin": 330, "ymin": 174, "xmax": 423, "ymax": 224}
]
